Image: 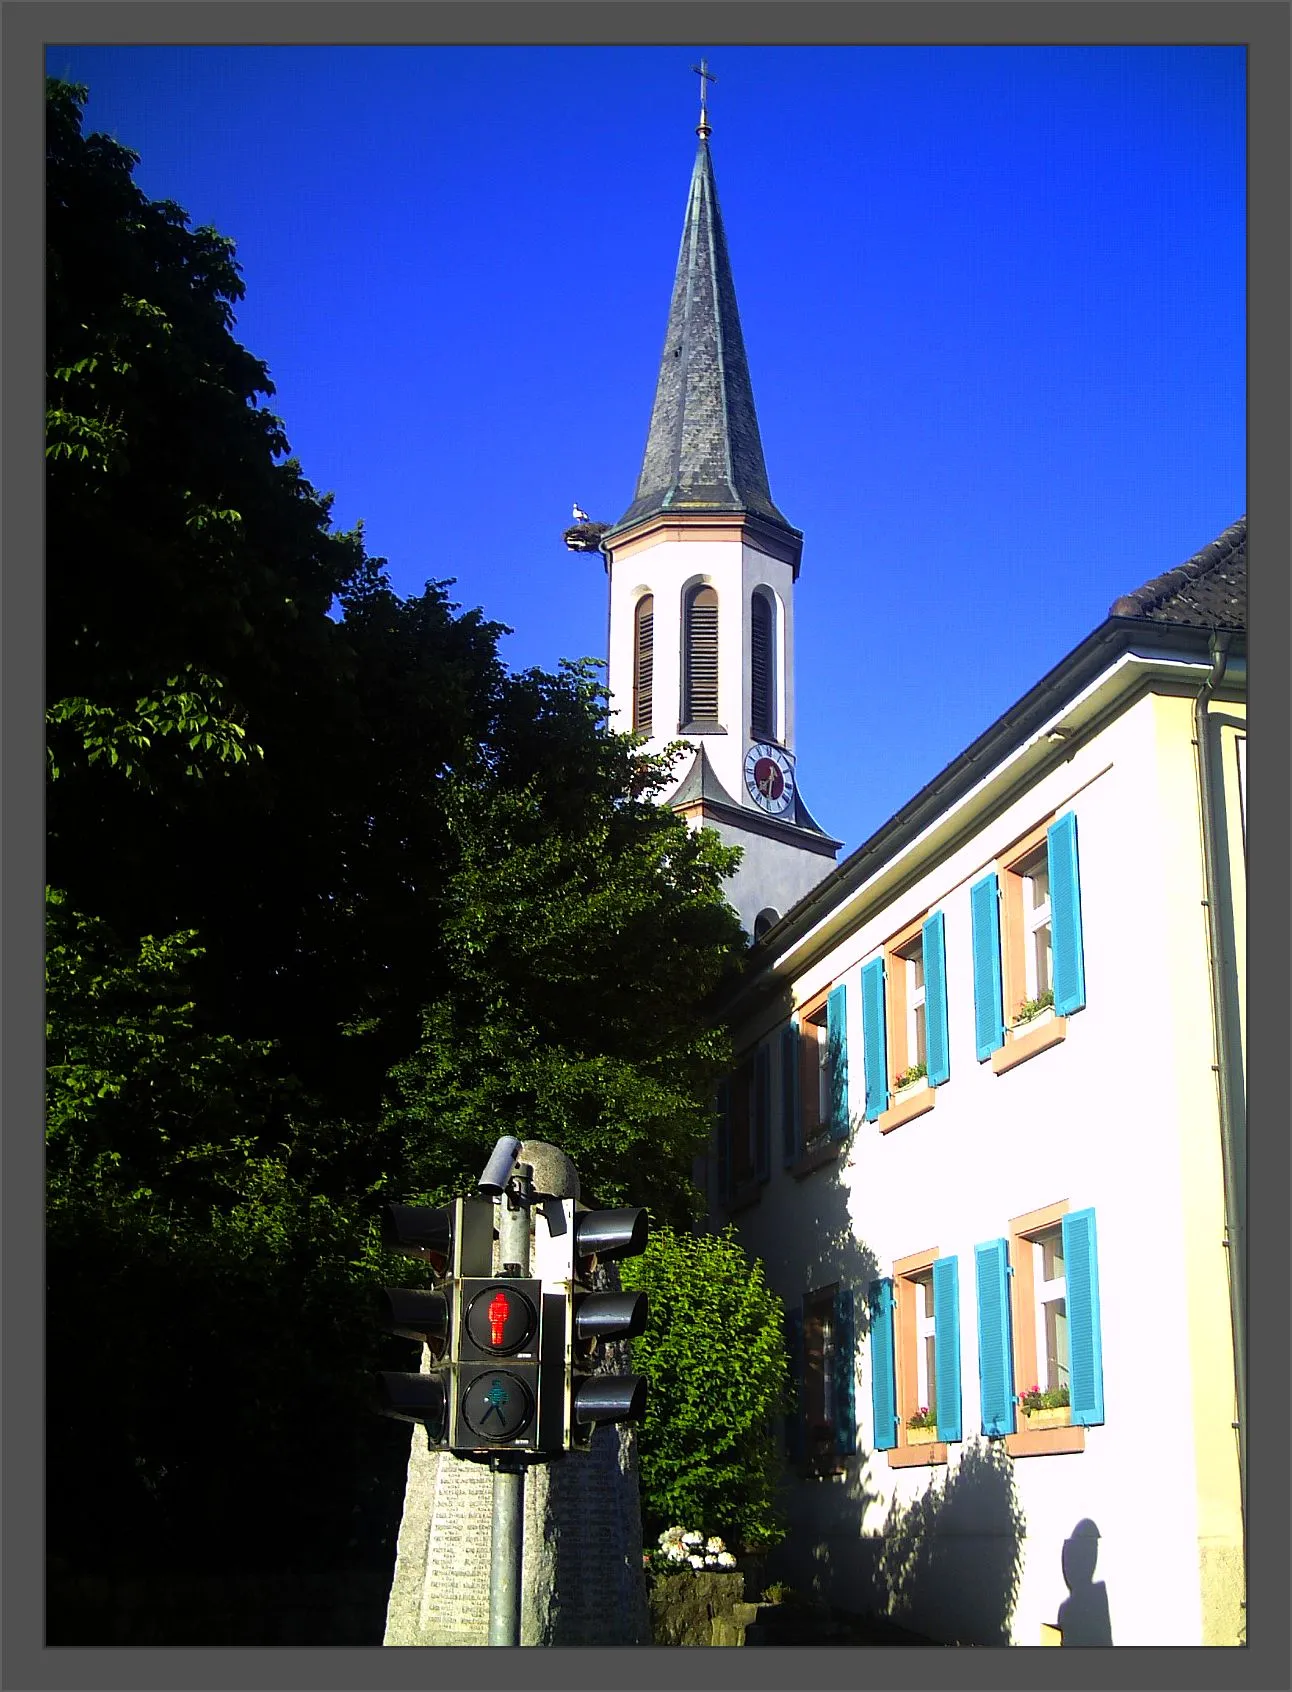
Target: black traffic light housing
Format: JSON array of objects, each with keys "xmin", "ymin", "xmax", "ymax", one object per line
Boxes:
[
  {"xmin": 374, "ymin": 1197, "xmax": 494, "ymax": 1448},
  {"xmin": 532, "ymin": 1200, "xmax": 650, "ymax": 1451}
]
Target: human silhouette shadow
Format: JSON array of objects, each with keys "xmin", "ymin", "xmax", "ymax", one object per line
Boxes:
[{"xmin": 1057, "ymin": 1518, "xmax": 1113, "ymax": 1646}]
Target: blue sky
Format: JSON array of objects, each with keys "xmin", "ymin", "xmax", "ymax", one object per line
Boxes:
[{"xmin": 48, "ymin": 45, "xmax": 1245, "ymax": 857}]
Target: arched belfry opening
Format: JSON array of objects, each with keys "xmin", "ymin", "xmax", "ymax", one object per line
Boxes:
[
  {"xmin": 683, "ymin": 582, "xmax": 720, "ymax": 727},
  {"xmin": 751, "ymin": 587, "xmax": 777, "ymax": 741},
  {"xmin": 633, "ymin": 593, "xmax": 654, "ymax": 735}
]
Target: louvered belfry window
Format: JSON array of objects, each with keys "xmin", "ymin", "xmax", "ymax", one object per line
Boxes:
[
  {"xmin": 684, "ymin": 584, "xmax": 720, "ymax": 724},
  {"xmin": 633, "ymin": 594, "xmax": 654, "ymax": 735},
  {"xmin": 750, "ymin": 590, "xmax": 775, "ymax": 739}
]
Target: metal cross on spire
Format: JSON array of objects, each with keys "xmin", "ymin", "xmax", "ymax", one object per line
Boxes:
[{"xmin": 691, "ymin": 57, "xmax": 716, "ymax": 138}]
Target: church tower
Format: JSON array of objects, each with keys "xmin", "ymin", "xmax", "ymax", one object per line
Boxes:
[{"xmin": 596, "ymin": 82, "xmax": 839, "ymax": 937}]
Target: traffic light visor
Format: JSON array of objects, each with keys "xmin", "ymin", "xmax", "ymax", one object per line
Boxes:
[
  {"xmin": 374, "ymin": 1370, "xmax": 449, "ymax": 1440},
  {"xmin": 379, "ymin": 1286, "xmax": 450, "ymax": 1352},
  {"xmin": 571, "ymin": 1374, "xmax": 647, "ymax": 1427},
  {"xmin": 574, "ymin": 1207, "xmax": 648, "ymax": 1264},
  {"xmin": 572, "ymin": 1289, "xmax": 648, "ymax": 1344},
  {"xmin": 381, "ymin": 1202, "xmax": 452, "ymax": 1270}
]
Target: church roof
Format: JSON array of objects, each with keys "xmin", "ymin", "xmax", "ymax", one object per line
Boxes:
[
  {"xmin": 607, "ymin": 137, "xmax": 798, "ymax": 540},
  {"xmin": 1108, "ymin": 515, "xmax": 1246, "ymax": 629}
]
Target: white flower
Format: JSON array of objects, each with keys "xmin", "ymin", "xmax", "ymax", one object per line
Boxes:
[
  {"xmin": 688, "ymin": 1554, "xmax": 705, "ymax": 1570},
  {"xmin": 705, "ymin": 1536, "xmax": 725, "ymax": 1553},
  {"xmin": 682, "ymin": 1530, "xmax": 703, "ymax": 1546},
  {"xmin": 704, "ymin": 1554, "xmax": 718, "ymax": 1566},
  {"xmin": 717, "ymin": 1551, "xmax": 736, "ymax": 1568},
  {"xmin": 664, "ymin": 1544, "xmax": 686, "ymax": 1562},
  {"xmin": 659, "ymin": 1525, "xmax": 685, "ymax": 1546}
]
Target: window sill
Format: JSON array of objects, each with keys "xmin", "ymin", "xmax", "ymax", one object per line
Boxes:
[
  {"xmin": 878, "ymin": 1083, "xmax": 937, "ymax": 1134},
  {"xmin": 991, "ymin": 1014, "xmax": 1068, "ymax": 1074},
  {"xmin": 789, "ymin": 1137, "xmax": 841, "ymax": 1179},
  {"xmin": 1004, "ymin": 1424, "xmax": 1086, "ymax": 1458},
  {"xmin": 887, "ymin": 1442, "xmax": 948, "ymax": 1468}
]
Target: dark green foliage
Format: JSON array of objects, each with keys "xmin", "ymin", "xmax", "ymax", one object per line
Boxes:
[
  {"xmin": 621, "ymin": 1226, "xmax": 789, "ymax": 1550},
  {"xmin": 386, "ymin": 661, "xmax": 746, "ymax": 1224},
  {"xmin": 44, "ymin": 79, "xmax": 748, "ymax": 1618}
]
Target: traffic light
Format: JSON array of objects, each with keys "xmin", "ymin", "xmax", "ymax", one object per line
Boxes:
[
  {"xmin": 449, "ymin": 1275, "xmax": 559, "ymax": 1455},
  {"xmin": 534, "ymin": 1201, "xmax": 650, "ymax": 1451},
  {"xmin": 374, "ymin": 1197, "xmax": 493, "ymax": 1448}
]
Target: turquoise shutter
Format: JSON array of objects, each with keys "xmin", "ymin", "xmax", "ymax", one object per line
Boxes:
[
  {"xmin": 974, "ymin": 1239, "xmax": 1015, "ymax": 1436},
  {"xmin": 826, "ymin": 982, "xmax": 850, "ymax": 1139},
  {"xmin": 714, "ymin": 1079, "xmax": 731, "ymax": 1205},
  {"xmin": 833, "ymin": 1288, "xmax": 857, "ymax": 1456},
  {"xmin": 860, "ymin": 957, "xmax": 888, "ymax": 1121},
  {"xmin": 970, "ymin": 873, "xmax": 1005, "ymax": 1060},
  {"xmin": 932, "ymin": 1254, "xmax": 962, "ymax": 1443},
  {"xmin": 922, "ymin": 910, "xmax": 951, "ymax": 1087},
  {"xmin": 785, "ymin": 1307, "xmax": 805, "ymax": 1461},
  {"xmin": 868, "ymin": 1278, "xmax": 898, "ymax": 1450},
  {"xmin": 754, "ymin": 1044, "xmax": 772, "ymax": 1182},
  {"xmin": 1062, "ymin": 1208, "xmax": 1105, "ymax": 1426},
  {"xmin": 1048, "ymin": 812, "xmax": 1087, "ymax": 1016},
  {"xmin": 780, "ymin": 1023, "xmax": 801, "ymax": 1167}
]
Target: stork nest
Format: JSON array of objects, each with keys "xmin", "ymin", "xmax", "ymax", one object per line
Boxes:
[{"xmin": 563, "ymin": 521, "xmax": 610, "ymax": 552}]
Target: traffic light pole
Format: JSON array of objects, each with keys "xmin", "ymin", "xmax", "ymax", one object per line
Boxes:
[{"xmin": 487, "ymin": 1160, "xmax": 532, "ymax": 1647}]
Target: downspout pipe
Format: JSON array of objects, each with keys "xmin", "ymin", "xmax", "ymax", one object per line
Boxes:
[{"xmin": 1193, "ymin": 630, "xmax": 1245, "ymax": 1565}]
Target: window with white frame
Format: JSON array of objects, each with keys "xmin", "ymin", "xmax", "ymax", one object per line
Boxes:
[
  {"xmin": 900, "ymin": 938, "xmax": 927, "ymax": 1072},
  {"xmin": 913, "ymin": 1269, "xmax": 937, "ymax": 1421},
  {"xmin": 1018, "ymin": 844, "xmax": 1052, "ymax": 1003},
  {"xmin": 1032, "ymin": 1226, "xmax": 1069, "ymax": 1396}
]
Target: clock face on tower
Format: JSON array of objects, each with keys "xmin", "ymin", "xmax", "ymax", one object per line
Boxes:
[{"xmin": 744, "ymin": 743, "xmax": 796, "ymax": 816}]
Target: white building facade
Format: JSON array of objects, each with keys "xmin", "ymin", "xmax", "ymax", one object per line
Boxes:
[{"xmin": 711, "ymin": 531, "xmax": 1247, "ymax": 1645}]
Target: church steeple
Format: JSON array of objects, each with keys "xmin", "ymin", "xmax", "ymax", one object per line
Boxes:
[
  {"xmin": 596, "ymin": 83, "xmax": 837, "ymax": 935},
  {"xmin": 607, "ymin": 131, "xmax": 799, "ymax": 545}
]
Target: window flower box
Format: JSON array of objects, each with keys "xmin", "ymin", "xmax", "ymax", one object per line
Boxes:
[
  {"xmin": 906, "ymin": 1424, "xmax": 939, "ymax": 1446},
  {"xmin": 1022, "ymin": 1404, "xmax": 1071, "ymax": 1431},
  {"xmin": 1010, "ymin": 991, "xmax": 1055, "ymax": 1035},
  {"xmin": 894, "ymin": 1075, "xmax": 929, "ymax": 1101}
]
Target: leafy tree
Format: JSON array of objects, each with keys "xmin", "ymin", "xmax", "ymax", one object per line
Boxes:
[
  {"xmin": 43, "ymin": 78, "xmax": 751, "ymax": 1629},
  {"xmin": 621, "ymin": 1226, "xmax": 790, "ymax": 1550},
  {"xmin": 385, "ymin": 661, "xmax": 747, "ymax": 1225}
]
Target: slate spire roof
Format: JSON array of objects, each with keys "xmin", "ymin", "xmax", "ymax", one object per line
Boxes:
[
  {"xmin": 1109, "ymin": 516, "xmax": 1247, "ymax": 630},
  {"xmin": 609, "ymin": 135, "xmax": 797, "ymax": 538}
]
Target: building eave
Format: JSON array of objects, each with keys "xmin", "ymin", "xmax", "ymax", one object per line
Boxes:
[{"xmin": 724, "ymin": 617, "xmax": 1245, "ymax": 1010}]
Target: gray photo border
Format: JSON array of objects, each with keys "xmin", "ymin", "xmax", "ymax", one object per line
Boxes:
[{"xmin": 5, "ymin": 4, "xmax": 1287, "ymax": 1691}]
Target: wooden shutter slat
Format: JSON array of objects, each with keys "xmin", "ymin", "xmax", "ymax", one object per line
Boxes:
[
  {"xmin": 932, "ymin": 1255, "xmax": 962, "ymax": 1443},
  {"xmin": 970, "ymin": 873, "xmax": 1005, "ymax": 1060},
  {"xmin": 751, "ymin": 591, "xmax": 774, "ymax": 738},
  {"xmin": 922, "ymin": 910, "xmax": 951, "ymax": 1087},
  {"xmin": 780, "ymin": 1023, "xmax": 801, "ymax": 1166},
  {"xmin": 633, "ymin": 597, "xmax": 654, "ymax": 735},
  {"xmin": 684, "ymin": 587, "xmax": 720, "ymax": 723},
  {"xmin": 826, "ymin": 982, "xmax": 850, "ymax": 1139},
  {"xmin": 861, "ymin": 957, "xmax": 888, "ymax": 1121},
  {"xmin": 1047, "ymin": 811, "xmax": 1087, "ymax": 1016},
  {"xmin": 834, "ymin": 1287, "xmax": 857, "ymax": 1456},
  {"xmin": 974, "ymin": 1238, "xmax": 1016, "ymax": 1436},
  {"xmin": 868, "ymin": 1279, "xmax": 898, "ymax": 1450},
  {"xmin": 1062, "ymin": 1208, "xmax": 1105, "ymax": 1425}
]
